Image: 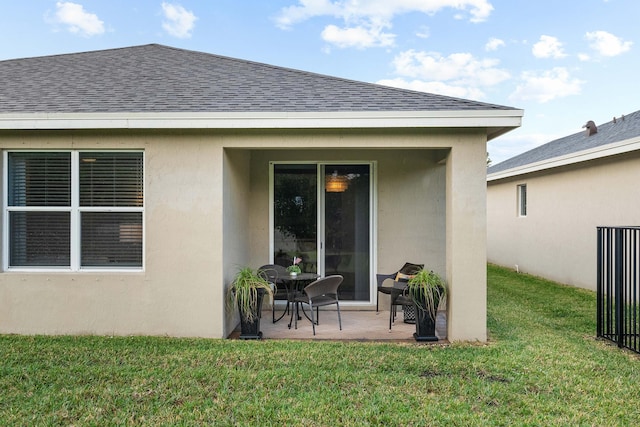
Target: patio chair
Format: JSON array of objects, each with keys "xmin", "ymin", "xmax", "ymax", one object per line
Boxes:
[
  {"xmin": 376, "ymin": 262, "xmax": 423, "ymax": 312},
  {"xmin": 389, "ymin": 288, "xmax": 414, "ymax": 330},
  {"xmin": 258, "ymin": 264, "xmax": 291, "ymax": 323},
  {"xmin": 293, "ymin": 275, "xmax": 343, "ymax": 335}
]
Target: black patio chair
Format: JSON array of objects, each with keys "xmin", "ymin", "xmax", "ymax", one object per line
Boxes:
[
  {"xmin": 376, "ymin": 262, "xmax": 423, "ymax": 312},
  {"xmin": 258, "ymin": 264, "xmax": 291, "ymax": 323},
  {"xmin": 293, "ymin": 275, "xmax": 343, "ymax": 335}
]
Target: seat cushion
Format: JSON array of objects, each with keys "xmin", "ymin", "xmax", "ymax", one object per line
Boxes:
[
  {"xmin": 309, "ymin": 295, "xmax": 339, "ymax": 306},
  {"xmin": 378, "ymin": 277, "xmax": 395, "ymax": 294}
]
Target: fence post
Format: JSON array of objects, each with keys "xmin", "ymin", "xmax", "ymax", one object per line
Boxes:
[
  {"xmin": 615, "ymin": 228, "xmax": 624, "ymax": 348},
  {"xmin": 596, "ymin": 227, "xmax": 602, "ymax": 338}
]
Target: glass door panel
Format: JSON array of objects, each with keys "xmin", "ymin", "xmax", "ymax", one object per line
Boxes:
[
  {"xmin": 324, "ymin": 165, "xmax": 370, "ymax": 301},
  {"xmin": 273, "ymin": 164, "xmax": 318, "ymax": 273}
]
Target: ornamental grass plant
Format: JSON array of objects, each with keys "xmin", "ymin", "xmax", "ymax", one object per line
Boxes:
[
  {"xmin": 226, "ymin": 266, "xmax": 273, "ymax": 323},
  {"xmin": 407, "ymin": 269, "xmax": 447, "ymax": 320},
  {"xmin": 2, "ymin": 264, "xmax": 639, "ymax": 425}
]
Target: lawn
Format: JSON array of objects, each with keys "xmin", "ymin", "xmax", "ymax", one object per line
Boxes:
[{"xmin": 1, "ymin": 264, "xmax": 639, "ymax": 425}]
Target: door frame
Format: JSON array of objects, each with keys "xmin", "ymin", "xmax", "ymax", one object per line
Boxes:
[{"xmin": 269, "ymin": 160, "xmax": 377, "ymax": 306}]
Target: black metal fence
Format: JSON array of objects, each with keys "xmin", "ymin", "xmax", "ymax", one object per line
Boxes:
[{"xmin": 597, "ymin": 227, "xmax": 640, "ymax": 354}]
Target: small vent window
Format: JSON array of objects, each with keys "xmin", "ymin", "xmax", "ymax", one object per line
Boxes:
[{"xmin": 518, "ymin": 184, "xmax": 527, "ymax": 217}]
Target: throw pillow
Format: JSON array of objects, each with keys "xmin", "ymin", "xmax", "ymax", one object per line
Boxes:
[{"xmin": 395, "ymin": 272, "xmax": 414, "ymax": 282}]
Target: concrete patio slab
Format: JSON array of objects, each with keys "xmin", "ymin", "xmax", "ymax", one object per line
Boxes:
[{"xmin": 231, "ymin": 308, "xmax": 448, "ymax": 342}]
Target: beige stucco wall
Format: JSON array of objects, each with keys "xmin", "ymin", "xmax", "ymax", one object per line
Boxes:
[
  {"xmin": 487, "ymin": 151, "xmax": 640, "ymax": 291},
  {"xmin": 446, "ymin": 136, "xmax": 488, "ymax": 341},
  {"xmin": 0, "ymin": 130, "xmax": 223, "ymax": 337},
  {"xmin": 1, "ymin": 127, "xmax": 490, "ymax": 341}
]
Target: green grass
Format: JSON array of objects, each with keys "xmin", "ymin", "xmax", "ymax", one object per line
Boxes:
[{"xmin": 2, "ymin": 264, "xmax": 639, "ymax": 425}]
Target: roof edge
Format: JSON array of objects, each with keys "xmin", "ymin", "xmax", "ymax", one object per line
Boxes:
[
  {"xmin": 0, "ymin": 110, "xmax": 523, "ymax": 131},
  {"xmin": 487, "ymin": 134, "xmax": 640, "ymax": 182}
]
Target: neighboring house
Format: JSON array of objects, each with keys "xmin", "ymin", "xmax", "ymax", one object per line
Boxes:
[
  {"xmin": 487, "ymin": 110, "xmax": 640, "ymax": 291},
  {"xmin": 0, "ymin": 44, "xmax": 522, "ymax": 341}
]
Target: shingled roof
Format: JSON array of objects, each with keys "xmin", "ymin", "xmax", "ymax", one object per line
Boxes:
[
  {"xmin": 0, "ymin": 44, "xmax": 515, "ymax": 114},
  {"xmin": 488, "ymin": 109, "xmax": 640, "ymax": 177}
]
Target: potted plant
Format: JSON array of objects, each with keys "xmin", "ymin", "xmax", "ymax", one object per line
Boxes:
[
  {"xmin": 227, "ymin": 267, "xmax": 273, "ymax": 339},
  {"xmin": 406, "ymin": 269, "xmax": 447, "ymax": 342},
  {"xmin": 286, "ymin": 256, "xmax": 302, "ymax": 276}
]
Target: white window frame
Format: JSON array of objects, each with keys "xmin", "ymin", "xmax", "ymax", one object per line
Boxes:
[
  {"xmin": 517, "ymin": 183, "xmax": 527, "ymax": 217},
  {"xmin": 3, "ymin": 150, "xmax": 145, "ymax": 272}
]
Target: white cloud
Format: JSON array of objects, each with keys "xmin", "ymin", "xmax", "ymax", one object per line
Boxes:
[
  {"xmin": 585, "ymin": 30, "xmax": 632, "ymax": 57},
  {"xmin": 161, "ymin": 2, "xmax": 197, "ymax": 38},
  {"xmin": 485, "ymin": 37, "xmax": 505, "ymax": 51},
  {"xmin": 377, "ymin": 78, "xmax": 485, "ymax": 99},
  {"xmin": 509, "ymin": 67, "xmax": 584, "ymax": 103},
  {"xmin": 578, "ymin": 53, "xmax": 590, "ymax": 61},
  {"xmin": 532, "ymin": 35, "xmax": 566, "ymax": 59},
  {"xmin": 391, "ymin": 50, "xmax": 510, "ymax": 86},
  {"xmin": 416, "ymin": 25, "xmax": 430, "ymax": 39},
  {"xmin": 275, "ymin": 0, "xmax": 341, "ymax": 29},
  {"xmin": 275, "ymin": 0, "xmax": 494, "ymax": 48},
  {"xmin": 321, "ymin": 23, "xmax": 395, "ymax": 48},
  {"xmin": 378, "ymin": 49, "xmax": 509, "ymax": 100},
  {"xmin": 276, "ymin": 0, "xmax": 494, "ymax": 27},
  {"xmin": 53, "ymin": 2, "xmax": 104, "ymax": 36}
]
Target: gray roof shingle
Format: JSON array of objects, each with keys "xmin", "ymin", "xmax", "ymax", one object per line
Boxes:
[
  {"xmin": 488, "ymin": 109, "xmax": 640, "ymax": 174},
  {"xmin": 0, "ymin": 44, "xmax": 516, "ymax": 114}
]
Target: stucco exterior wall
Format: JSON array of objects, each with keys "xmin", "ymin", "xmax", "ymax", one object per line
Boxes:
[
  {"xmin": 487, "ymin": 151, "xmax": 640, "ymax": 291},
  {"xmin": 222, "ymin": 148, "xmax": 252, "ymax": 336},
  {"xmin": 0, "ymin": 130, "xmax": 223, "ymax": 337},
  {"xmin": 1, "ymin": 127, "xmax": 490, "ymax": 341},
  {"xmin": 446, "ymin": 136, "xmax": 488, "ymax": 341}
]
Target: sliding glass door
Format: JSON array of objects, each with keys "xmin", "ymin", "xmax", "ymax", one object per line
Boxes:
[{"xmin": 272, "ymin": 163, "xmax": 372, "ymax": 302}]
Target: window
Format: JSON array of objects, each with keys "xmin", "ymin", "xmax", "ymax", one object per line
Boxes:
[
  {"xmin": 517, "ymin": 184, "xmax": 527, "ymax": 217},
  {"xmin": 5, "ymin": 151, "xmax": 143, "ymax": 270}
]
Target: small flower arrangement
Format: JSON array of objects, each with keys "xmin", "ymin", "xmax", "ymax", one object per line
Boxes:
[{"xmin": 287, "ymin": 257, "xmax": 302, "ymax": 275}]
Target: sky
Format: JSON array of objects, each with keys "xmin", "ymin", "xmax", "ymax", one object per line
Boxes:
[{"xmin": 0, "ymin": 0, "xmax": 638, "ymax": 165}]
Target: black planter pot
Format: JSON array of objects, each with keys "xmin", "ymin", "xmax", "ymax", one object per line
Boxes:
[
  {"xmin": 239, "ymin": 288, "xmax": 266, "ymax": 340},
  {"xmin": 413, "ymin": 304, "xmax": 439, "ymax": 342}
]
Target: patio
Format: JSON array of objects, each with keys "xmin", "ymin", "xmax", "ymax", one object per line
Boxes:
[{"xmin": 231, "ymin": 308, "xmax": 448, "ymax": 342}]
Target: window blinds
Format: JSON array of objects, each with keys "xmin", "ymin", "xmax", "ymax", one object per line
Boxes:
[{"xmin": 6, "ymin": 151, "xmax": 143, "ymax": 269}]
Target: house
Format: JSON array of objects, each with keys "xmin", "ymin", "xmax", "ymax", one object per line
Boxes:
[
  {"xmin": 487, "ymin": 110, "xmax": 640, "ymax": 291},
  {"xmin": 0, "ymin": 44, "xmax": 522, "ymax": 341}
]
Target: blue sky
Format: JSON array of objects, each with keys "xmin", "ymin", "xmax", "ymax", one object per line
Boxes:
[{"xmin": 1, "ymin": 0, "xmax": 638, "ymax": 164}]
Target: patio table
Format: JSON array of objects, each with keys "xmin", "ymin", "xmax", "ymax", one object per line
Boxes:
[{"xmin": 279, "ymin": 273, "xmax": 319, "ymax": 328}]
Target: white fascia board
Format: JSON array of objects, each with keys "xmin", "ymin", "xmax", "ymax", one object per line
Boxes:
[
  {"xmin": 487, "ymin": 135, "xmax": 640, "ymax": 182},
  {"xmin": 0, "ymin": 109, "xmax": 523, "ymax": 130}
]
